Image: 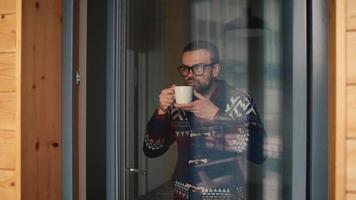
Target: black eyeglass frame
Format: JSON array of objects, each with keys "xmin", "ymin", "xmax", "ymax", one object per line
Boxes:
[{"xmin": 177, "ymin": 63, "xmax": 216, "ymax": 77}]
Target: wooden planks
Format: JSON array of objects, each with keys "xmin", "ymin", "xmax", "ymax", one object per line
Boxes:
[
  {"xmin": 347, "ymin": 0, "xmax": 356, "ymax": 30},
  {"xmin": 347, "ymin": 193, "xmax": 356, "ymax": 200},
  {"xmin": 347, "ymin": 32, "xmax": 356, "ymax": 84},
  {"xmin": 347, "ymin": 139, "xmax": 356, "ymax": 192},
  {"xmin": 0, "ymin": 0, "xmax": 16, "ymax": 15},
  {"xmin": 346, "ymin": 0, "xmax": 356, "ymax": 197},
  {"xmin": 15, "ymin": 0, "xmax": 21, "ymax": 199},
  {"xmin": 347, "ymin": 86, "xmax": 356, "ymax": 138},
  {"xmin": 0, "ymin": 53, "xmax": 15, "ymax": 92},
  {"xmin": 21, "ymin": 0, "xmax": 62, "ymax": 199},
  {"xmin": 0, "ymin": 169, "xmax": 16, "ymax": 199},
  {"xmin": 329, "ymin": 0, "xmax": 347, "ymax": 199},
  {"xmin": 0, "ymin": 1, "xmax": 19, "ymax": 200},
  {"xmin": 0, "ymin": 93, "xmax": 15, "ymax": 130},
  {"xmin": 0, "ymin": 14, "xmax": 16, "ymax": 53},
  {"xmin": 346, "ymin": 193, "xmax": 356, "ymax": 200},
  {"xmin": 0, "ymin": 130, "xmax": 15, "ymax": 170}
]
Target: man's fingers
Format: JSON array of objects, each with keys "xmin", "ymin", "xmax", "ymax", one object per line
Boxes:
[
  {"xmin": 161, "ymin": 98, "xmax": 174, "ymax": 105},
  {"xmin": 161, "ymin": 88, "xmax": 174, "ymax": 95},
  {"xmin": 175, "ymin": 103, "xmax": 192, "ymax": 108},
  {"xmin": 194, "ymin": 90, "xmax": 206, "ymax": 99},
  {"xmin": 160, "ymin": 97, "xmax": 174, "ymax": 104},
  {"xmin": 161, "ymin": 94, "xmax": 174, "ymax": 100},
  {"xmin": 159, "ymin": 95, "xmax": 174, "ymax": 104},
  {"xmin": 175, "ymin": 103, "xmax": 194, "ymax": 109}
]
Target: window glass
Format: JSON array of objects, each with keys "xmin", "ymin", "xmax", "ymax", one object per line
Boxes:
[{"xmin": 126, "ymin": 1, "xmax": 294, "ymax": 199}]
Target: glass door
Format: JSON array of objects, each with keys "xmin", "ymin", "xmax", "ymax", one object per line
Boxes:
[{"xmin": 107, "ymin": 0, "xmax": 307, "ymax": 199}]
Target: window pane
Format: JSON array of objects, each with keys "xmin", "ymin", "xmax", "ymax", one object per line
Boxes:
[{"xmin": 125, "ymin": 0, "xmax": 297, "ymax": 199}]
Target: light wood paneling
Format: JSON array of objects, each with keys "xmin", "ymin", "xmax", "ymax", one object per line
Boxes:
[
  {"xmin": 329, "ymin": 0, "xmax": 347, "ymax": 199},
  {"xmin": 347, "ymin": 86, "xmax": 356, "ymax": 138},
  {"xmin": 0, "ymin": 130, "xmax": 15, "ymax": 170},
  {"xmin": 347, "ymin": 139, "xmax": 356, "ymax": 191},
  {"xmin": 347, "ymin": 32, "xmax": 356, "ymax": 84},
  {"xmin": 0, "ymin": 0, "xmax": 16, "ymax": 14},
  {"xmin": 0, "ymin": 14, "xmax": 15, "ymax": 53},
  {"xmin": 0, "ymin": 130, "xmax": 15, "ymax": 145},
  {"xmin": 347, "ymin": 0, "xmax": 356, "ymax": 30},
  {"xmin": 0, "ymin": 53, "xmax": 15, "ymax": 92},
  {"xmin": 0, "ymin": 169, "xmax": 15, "ymax": 199},
  {"xmin": 15, "ymin": 0, "xmax": 21, "ymax": 199},
  {"xmin": 21, "ymin": 0, "xmax": 62, "ymax": 199},
  {"xmin": 0, "ymin": 93, "xmax": 15, "ymax": 130},
  {"xmin": 347, "ymin": 193, "xmax": 356, "ymax": 200}
]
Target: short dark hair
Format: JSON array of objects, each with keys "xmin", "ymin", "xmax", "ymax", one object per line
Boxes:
[{"xmin": 182, "ymin": 40, "xmax": 219, "ymax": 63}]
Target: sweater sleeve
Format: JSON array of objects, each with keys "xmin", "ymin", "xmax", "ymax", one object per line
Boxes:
[
  {"xmin": 211, "ymin": 94, "xmax": 266, "ymax": 164},
  {"xmin": 143, "ymin": 109, "xmax": 176, "ymax": 158}
]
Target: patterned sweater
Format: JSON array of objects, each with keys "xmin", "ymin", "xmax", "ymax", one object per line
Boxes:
[{"xmin": 143, "ymin": 80, "xmax": 266, "ymax": 200}]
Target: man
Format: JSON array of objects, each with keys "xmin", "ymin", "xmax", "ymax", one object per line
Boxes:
[{"xmin": 143, "ymin": 40, "xmax": 265, "ymax": 200}]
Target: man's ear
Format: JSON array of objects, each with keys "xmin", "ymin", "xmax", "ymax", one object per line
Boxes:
[{"xmin": 212, "ymin": 64, "xmax": 221, "ymax": 77}]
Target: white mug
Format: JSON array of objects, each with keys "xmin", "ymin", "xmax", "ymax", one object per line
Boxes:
[{"xmin": 175, "ymin": 86, "xmax": 193, "ymax": 104}]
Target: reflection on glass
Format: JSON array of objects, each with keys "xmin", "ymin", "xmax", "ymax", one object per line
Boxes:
[
  {"xmin": 126, "ymin": 0, "xmax": 292, "ymax": 199},
  {"xmin": 144, "ymin": 41, "xmax": 266, "ymax": 200}
]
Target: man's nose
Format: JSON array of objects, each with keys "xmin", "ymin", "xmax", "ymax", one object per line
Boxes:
[{"xmin": 186, "ymin": 68, "xmax": 194, "ymax": 78}]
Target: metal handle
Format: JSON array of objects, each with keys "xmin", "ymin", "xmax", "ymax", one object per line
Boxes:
[{"xmin": 127, "ymin": 168, "xmax": 147, "ymax": 176}]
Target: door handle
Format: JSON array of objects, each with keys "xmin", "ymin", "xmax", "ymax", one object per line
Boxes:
[{"xmin": 127, "ymin": 168, "xmax": 147, "ymax": 176}]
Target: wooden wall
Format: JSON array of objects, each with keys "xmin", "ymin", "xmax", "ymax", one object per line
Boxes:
[
  {"xmin": 0, "ymin": 0, "xmax": 62, "ymax": 199},
  {"xmin": 330, "ymin": 0, "xmax": 356, "ymax": 199},
  {"xmin": 0, "ymin": 0, "xmax": 18, "ymax": 199},
  {"xmin": 20, "ymin": 0, "xmax": 62, "ymax": 199},
  {"xmin": 346, "ymin": 0, "xmax": 356, "ymax": 198}
]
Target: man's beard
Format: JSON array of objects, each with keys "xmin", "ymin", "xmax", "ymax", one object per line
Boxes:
[{"xmin": 186, "ymin": 78, "xmax": 214, "ymax": 95}]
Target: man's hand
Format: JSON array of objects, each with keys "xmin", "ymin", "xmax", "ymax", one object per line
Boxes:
[
  {"xmin": 175, "ymin": 90, "xmax": 219, "ymax": 120},
  {"xmin": 158, "ymin": 84, "xmax": 175, "ymax": 115}
]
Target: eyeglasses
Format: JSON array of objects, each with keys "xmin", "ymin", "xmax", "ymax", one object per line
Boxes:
[{"xmin": 177, "ymin": 63, "xmax": 216, "ymax": 76}]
